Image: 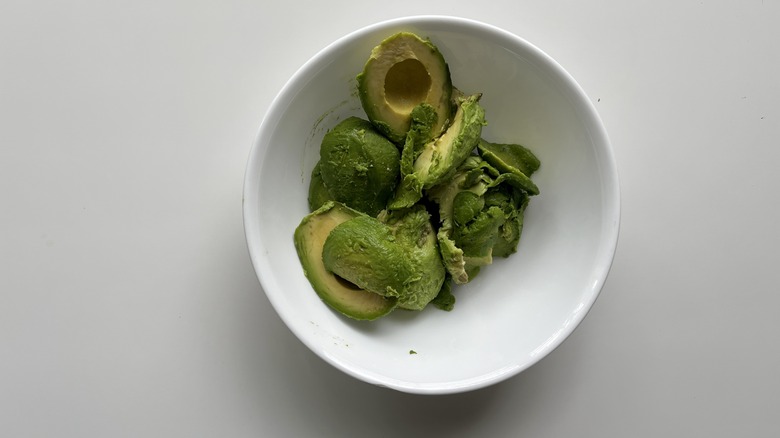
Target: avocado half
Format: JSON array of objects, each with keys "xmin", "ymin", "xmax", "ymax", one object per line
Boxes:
[
  {"xmin": 294, "ymin": 201, "xmax": 397, "ymax": 320},
  {"xmin": 357, "ymin": 32, "xmax": 453, "ymax": 144},
  {"xmin": 322, "ymin": 205, "xmax": 445, "ymax": 311}
]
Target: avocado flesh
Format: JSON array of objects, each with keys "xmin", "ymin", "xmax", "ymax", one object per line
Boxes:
[
  {"xmin": 322, "ymin": 205, "xmax": 445, "ymax": 311},
  {"xmin": 388, "ymin": 94, "xmax": 486, "ymax": 210},
  {"xmin": 453, "ymin": 205, "xmax": 505, "ymax": 268},
  {"xmin": 427, "ymin": 154, "xmax": 535, "ymax": 284},
  {"xmin": 307, "ymin": 162, "xmax": 333, "ymax": 211},
  {"xmin": 424, "ymin": 158, "xmax": 490, "ymax": 285},
  {"xmin": 357, "ymin": 32, "xmax": 453, "ymax": 144},
  {"xmin": 436, "ymin": 230, "xmax": 468, "ymax": 284},
  {"xmin": 318, "ymin": 117, "xmax": 400, "ymax": 216},
  {"xmin": 294, "ymin": 202, "xmax": 397, "ymax": 320},
  {"xmin": 489, "ymin": 191, "xmax": 529, "ymax": 258},
  {"xmin": 477, "ymin": 139, "xmax": 540, "ymax": 195},
  {"xmin": 430, "ymin": 276, "xmax": 456, "ymax": 311},
  {"xmin": 477, "ymin": 138, "xmax": 541, "ymax": 177},
  {"xmin": 414, "ymin": 93, "xmax": 485, "ymax": 189},
  {"xmin": 387, "ymin": 103, "xmax": 438, "ymax": 210}
]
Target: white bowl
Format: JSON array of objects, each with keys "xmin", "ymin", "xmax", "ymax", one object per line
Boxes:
[{"xmin": 243, "ymin": 16, "xmax": 619, "ymax": 394}]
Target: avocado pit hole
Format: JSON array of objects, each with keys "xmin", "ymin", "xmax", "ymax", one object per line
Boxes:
[{"xmin": 384, "ymin": 58, "xmax": 431, "ymax": 112}]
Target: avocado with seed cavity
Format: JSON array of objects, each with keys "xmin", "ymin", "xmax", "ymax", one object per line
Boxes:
[
  {"xmin": 294, "ymin": 201, "xmax": 397, "ymax": 320},
  {"xmin": 357, "ymin": 32, "xmax": 453, "ymax": 144}
]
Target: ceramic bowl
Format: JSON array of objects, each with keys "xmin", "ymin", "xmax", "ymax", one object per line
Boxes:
[{"xmin": 243, "ymin": 16, "xmax": 619, "ymax": 394}]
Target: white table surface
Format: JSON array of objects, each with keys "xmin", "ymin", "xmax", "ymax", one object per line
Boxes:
[{"xmin": 2, "ymin": 1, "xmax": 779, "ymax": 436}]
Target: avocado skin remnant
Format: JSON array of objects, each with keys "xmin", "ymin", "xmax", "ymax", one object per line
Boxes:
[
  {"xmin": 318, "ymin": 117, "xmax": 400, "ymax": 217},
  {"xmin": 294, "ymin": 201, "xmax": 397, "ymax": 320}
]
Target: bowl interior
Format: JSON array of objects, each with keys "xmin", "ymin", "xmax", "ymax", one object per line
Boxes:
[{"xmin": 244, "ymin": 17, "xmax": 619, "ymax": 394}]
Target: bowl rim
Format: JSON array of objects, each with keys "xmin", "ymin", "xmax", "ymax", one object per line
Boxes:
[{"xmin": 243, "ymin": 15, "xmax": 621, "ymax": 394}]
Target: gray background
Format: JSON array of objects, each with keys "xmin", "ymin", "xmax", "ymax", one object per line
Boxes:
[{"xmin": 2, "ymin": 1, "xmax": 778, "ymax": 436}]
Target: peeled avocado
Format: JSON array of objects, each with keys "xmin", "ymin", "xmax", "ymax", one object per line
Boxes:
[
  {"xmin": 322, "ymin": 206, "xmax": 445, "ymax": 311},
  {"xmin": 477, "ymin": 139, "xmax": 540, "ymax": 195},
  {"xmin": 389, "ymin": 93, "xmax": 486, "ymax": 210},
  {"xmin": 357, "ymin": 32, "xmax": 453, "ymax": 144},
  {"xmin": 307, "ymin": 162, "xmax": 332, "ymax": 211},
  {"xmin": 426, "ymin": 153, "xmax": 536, "ymax": 285},
  {"xmin": 477, "ymin": 138, "xmax": 541, "ymax": 177},
  {"xmin": 413, "ymin": 93, "xmax": 485, "ymax": 188},
  {"xmin": 318, "ymin": 117, "xmax": 401, "ymax": 216},
  {"xmin": 294, "ymin": 202, "xmax": 397, "ymax": 320}
]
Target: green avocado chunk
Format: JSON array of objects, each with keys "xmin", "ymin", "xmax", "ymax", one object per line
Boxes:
[
  {"xmin": 487, "ymin": 188, "xmax": 530, "ymax": 258},
  {"xmin": 477, "ymin": 138, "xmax": 541, "ymax": 177},
  {"xmin": 431, "ymin": 277, "xmax": 456, "ymax": 311},
  {"xmin": 477, "ymin": 139, "xmax": 540, "ymax": 195},
  {"xmin": 427, "ymin": 153, "xmax": 536, "ymax": 284},
  {"xmin": 389, "ymin": 93, "xmax": 486, "ymax": 210},
  {"xmin": 294, "ymin": 202, "xmax": 397, "ymax": 320},
  {"xmin": 357, "ymin": 32, "xmax": 453, "ymax": 144},
  {"xmin": 307, "ymin": 162, "xmax": 333, "ymax": 211},
  {"xmin": 388, "ymin": 103, "xmax": 438, "ymax": 210},
  {"xmin": 322, "ymin": 205, "xmax": 445, "ymax": 311},
  {"xmin": 414, "ymin": 93, "xmax": 486, "ymax": 189},
  {"xmin": 318, "ymin": 117, "xmax": 401, "ymax": 217}
]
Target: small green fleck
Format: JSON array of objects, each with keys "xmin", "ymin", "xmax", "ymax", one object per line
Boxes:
[{"xmin": 409, "ymin": 350, "xmax": 417, "ymax": 355}]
